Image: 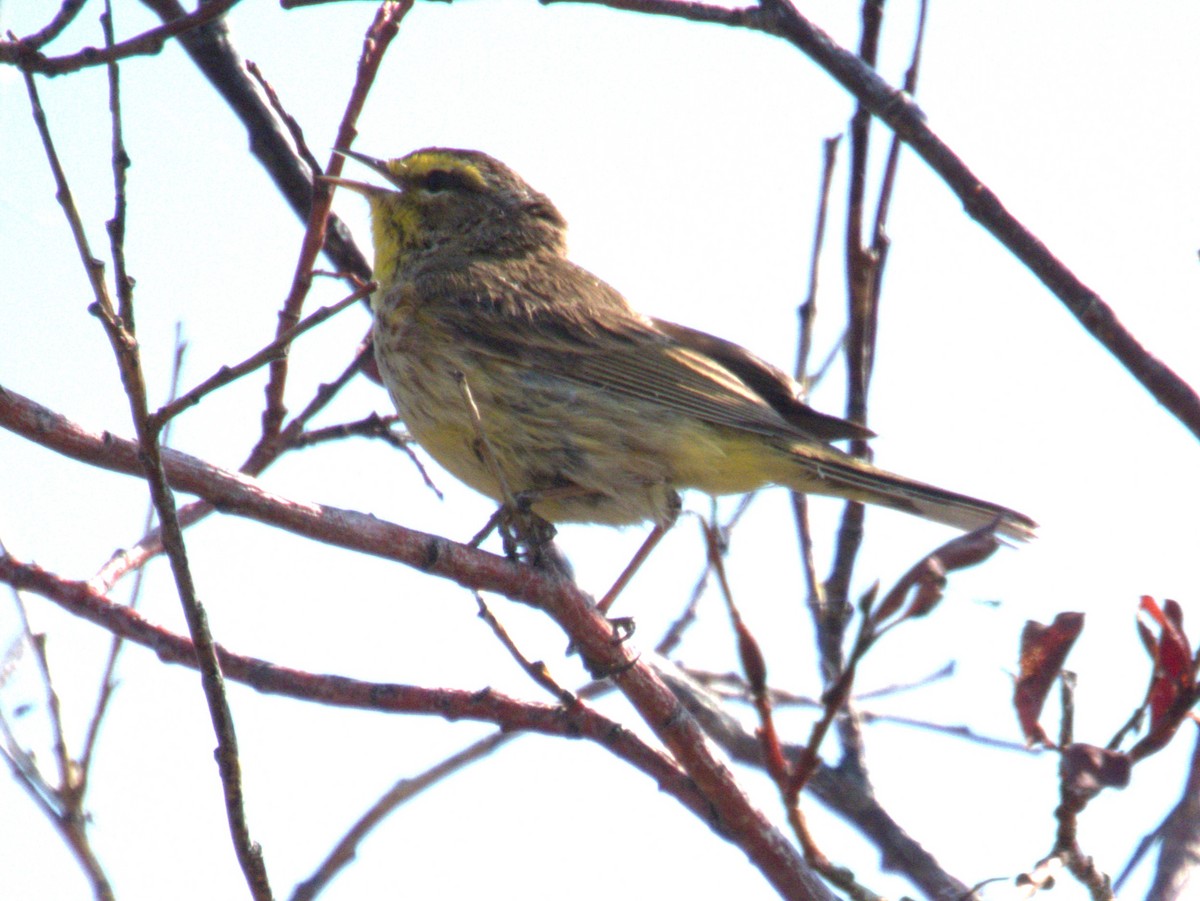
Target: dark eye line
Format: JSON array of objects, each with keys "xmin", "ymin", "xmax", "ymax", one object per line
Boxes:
[{"xmin": 421, "ymin": 169, "xmax": 470, "ymax": 193}]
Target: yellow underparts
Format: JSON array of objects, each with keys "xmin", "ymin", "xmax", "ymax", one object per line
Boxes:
[{"xmin": 367, "ymin": 194, "xmax": 421, "ymax": 295}]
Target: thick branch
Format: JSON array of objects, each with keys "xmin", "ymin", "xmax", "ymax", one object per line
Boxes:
[
  {"xmin": 0, "ymin": 385, "xmax": 832, "ymax": 900},
  {"xmin": 0, "ymin": 553, "xmax": 716, "ymax": 822}
]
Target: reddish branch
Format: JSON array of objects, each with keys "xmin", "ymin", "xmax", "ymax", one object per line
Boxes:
[
  {"xmin": 0, "ymin": 551, "xmax": 730, "ymax": 832},
  {"xmin": 254, "ymin": 1, "xmax": 411, "ymax": 448},
  {"xmin": 0, "ymin": 386, "xmax": 831, "ymax": 900},
  {"xmin": 657, "ymin": 664, "xmax": 972, "ymax": 900}
]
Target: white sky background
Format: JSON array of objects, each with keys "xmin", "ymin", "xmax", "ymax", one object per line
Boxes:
[{"xmin": 1, "ymin": 1, "xmax": 1199, "ymax": 899}]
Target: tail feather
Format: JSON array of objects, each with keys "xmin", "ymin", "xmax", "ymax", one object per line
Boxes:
[{"xmin": 785, "ymin": 448, "xmax": 1037, "ymax": 541}]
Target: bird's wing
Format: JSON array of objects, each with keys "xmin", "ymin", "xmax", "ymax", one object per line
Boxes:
[
  {"xmin": 648, "ymin": 319, "xmax": 873, "ymax": 442},
  {"xmin": 418, "ymin": 258, "xmax": 869, "ymax": 444}
]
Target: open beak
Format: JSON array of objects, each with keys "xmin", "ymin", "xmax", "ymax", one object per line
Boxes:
[
  {"xmin": 320, "ymin": 148, "xmax": 398, "ymax": 196},
  {"xmin": 320, "ymin": 174, "xmax": 385, "ymax": 197},
  {"xmin": 336, "ymin": 147, "xmax": 393, "ymax": 178}
]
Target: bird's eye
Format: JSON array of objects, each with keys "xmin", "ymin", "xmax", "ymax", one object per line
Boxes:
[{"xmin": 421, "ymin": 169, "xmax": 467, "ymax": 193}]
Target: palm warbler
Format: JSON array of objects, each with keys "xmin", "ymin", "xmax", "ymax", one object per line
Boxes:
[{"xmin": 325, "ymin": 148, "xmax": 1035, "ymax": 540}]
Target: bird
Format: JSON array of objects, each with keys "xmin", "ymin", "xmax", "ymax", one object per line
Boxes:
[{"xmin": 323, "ymin": 147, "xmax": 1036, "ymax": 544}]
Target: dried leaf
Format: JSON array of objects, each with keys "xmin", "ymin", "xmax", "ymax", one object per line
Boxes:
[
  {"xmin": 1013, "ymin": 612, "xmax": 1085, "ymax": 747},
  {"xmin": 873, "ymin": 525, "xmax": 1001, "ymax": 624}
]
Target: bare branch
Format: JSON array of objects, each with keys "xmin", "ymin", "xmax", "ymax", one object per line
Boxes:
[
  {"xmin": 548, "ymin": 0, "xmax": 1200, "ymax": 441},
  {"xmin": 0, "ymin": 547, "xmax": 831, "ymax": 900},
  {"xmin": 253, "ymin": 2, "xmax": 410, "ymax": 449},
  {"xmin": 153, "ymin": 284, "xmax": 370, "ymax": 427},
  {"xmin": 13, "ymin": 0, "xmax": 89, "ymax": 51},
  {"xmin": 0, "ymin": 387, "xmax": 833, "ymax": 899},
  {"xmin": 137, "ymin": 0, "xmax": 371, "ymax": 280},
  {"xmin": 22, "ymin": 53, "xmax": 271, "ymax": 898},
  {"xmin": 1, "ymin": 0, "xmax": 242, "ymax": 74},
  {"xmin": 291, "ymin": 732, "xmax": 516, "ymax": 901},
  {"xmin": 1125, "ymin": 731, "xmax": 1200, "ymax": 898}
]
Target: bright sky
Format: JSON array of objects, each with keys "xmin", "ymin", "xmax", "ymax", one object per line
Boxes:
[{"xmin": 2, "ymin": 2, "xmax": 1199, "ymax": 899}]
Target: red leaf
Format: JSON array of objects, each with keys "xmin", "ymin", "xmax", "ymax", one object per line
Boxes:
[
  {"xmin": 1156, "ymin": 599, "xmax": 1192, "ymax": 686},
  {"xmin": 1132, "ymin": 597, "xmax": 1197, "ymax": 759},
  {"xmin": 1013, "ymin": 612, "xmax": 1085, "ymax": 747},
  {"xmin": 873, "ymin": 526, "xmax": 1000, "ymax": 624}
]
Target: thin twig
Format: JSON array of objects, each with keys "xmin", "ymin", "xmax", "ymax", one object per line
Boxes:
[
  {"xmin": 14, "ymin": 0, "xmax": 88, "ymax": 51},
  {"xmin": 691, "ymin": 521, "xmax": 884, "ymax": 901},
  {"xmin": 656, "ymin": 496, "xmax": 753, "ymax": 657},
  {"xmin": 699, "ymin": 517, "xmax": 877, "ymax": 895},
  {"xmin": 289, "ymin": 412, "xmax": 403, "ymax": 447},
  {"xmin": 822, "ymin": 0, "xmax": 893, "ymax": 781},
  {"xmin": 0, "ymin": 0, "xmax": 242, "ymax": 74},
  {"xmin": 854, "ymin": 659, "xmax": 954, "ymax": 699},
  {"xmin": 103, "ymin": 1, "xmax": 134, "ymax": 331},
  {"xmin": 91, "ymin": 338, "xmax": 375, "ymax": 594},
  {"xmin": 855, "ymin": 712, "xmax": 1037, "ymax": 753},
  {"xmin": 22, "ymin": 58, "xmax": 272, "ymax": 901},
  {"xmin": 291, "ymin": 732, "xmax": 516, "ymax": 901},
  {"xmin": 789, "ymin": 606, "xmax": 872, "ymax": 797},
  {"xmin": 253, "ymin": 1, "xmax": 410, "ymax": 450},
  {"xmin": 0, "ymin": 692, "xmax": 61, "ymax": 826},
  {"xmin": 153, "ymin": 284, "xmax": 371, "ymax": 427},
  {"xmin": 2, "ymin": 533, "xmax": 115, "ymax": 901},
  {"xmin": 80, "ymin": 327, "xmax": 188, "ymax": 775},
  {"xmin": 547, "ymin": 0, "xmax": 1200, "ymax": 441},
  {"xmin": 137, "ymin": 0, "xmax": 370, "ymax": 280},
  {"xmin": 794, "ymin": 134, "xmax": 841, "ymax": 395},
  {"xmin": 841, "ymin": 0, "xmax": 883, "ymax": 428},
  {"xmin": 791, "ymin": 133, "xmax": 841, "ymax": 683},
  {"xmin": 867, "ymin": 0, "xmax": 928, "ymax": 303},
  {"xmin": 476, "ymin": 593, "xmax": 577, "ymax": 705},
  {"xmin": 246, "ymin": 59, "xmax": 325, "ymax": 180}
]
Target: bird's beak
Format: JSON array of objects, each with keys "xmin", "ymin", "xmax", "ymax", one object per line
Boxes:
[
  {"xmin": 320, "ymin": 147, "xmax": 400, "ymax": 197},
  {"xmin": 335, "ymin": 147, "xmax": 394, "ymax": 178},
  {"xmin": 320, "ymin": 174, "xmax": 388, "ymax": 198}
]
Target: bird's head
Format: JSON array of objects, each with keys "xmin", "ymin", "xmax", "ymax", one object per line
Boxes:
[{"xmin": 324, "ymin": 147, "xmax": 567, "ymax": 291}]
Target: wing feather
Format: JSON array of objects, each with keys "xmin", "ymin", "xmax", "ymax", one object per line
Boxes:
[{"xmin": 415, "ymin": 257, "xmax": 868, "ymax": 444}]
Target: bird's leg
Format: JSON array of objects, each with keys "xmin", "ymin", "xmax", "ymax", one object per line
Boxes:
[
  {"xmin": 505, "ymin": 490, "xmax": 571, "ymax": 578},
  {"xmin": 596, "ymin": 490, "xmax": 682, "ymax": 616},
  {"xmin": 469, "ymin": 498, "xmax": 570, "ymax": 577},
  {"xmin": 562, "ymin": 491, "xmax": 681, "ymax": 660}
]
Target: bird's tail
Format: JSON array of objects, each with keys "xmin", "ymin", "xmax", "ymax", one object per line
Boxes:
[{"xmin": 781, "ymin": 444, "xmax": 1037, "ymax": 541}]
